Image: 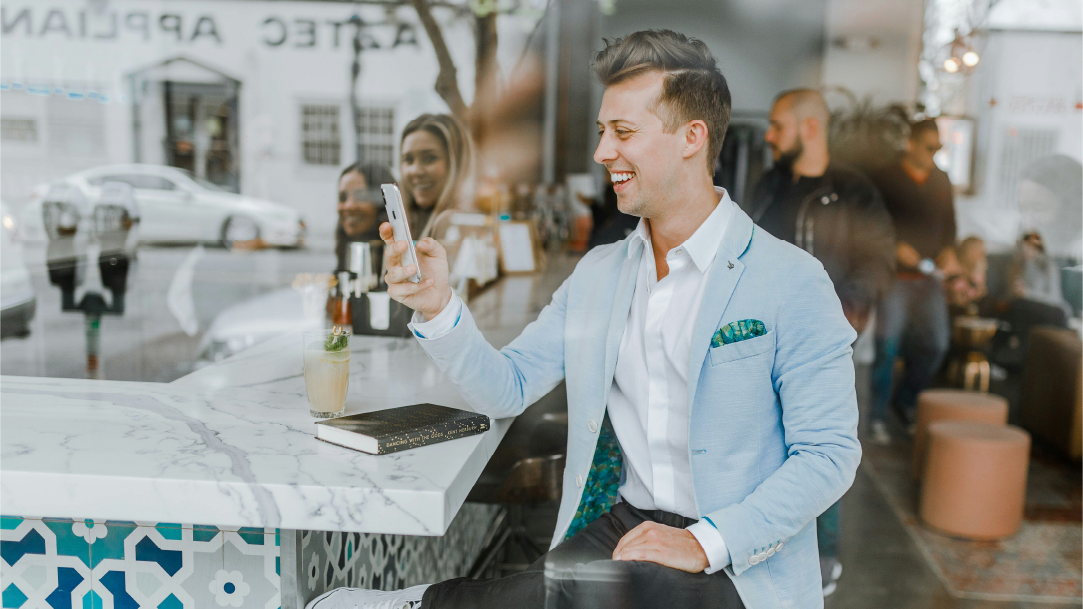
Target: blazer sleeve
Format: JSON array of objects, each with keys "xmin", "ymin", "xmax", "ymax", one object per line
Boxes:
[
  {"xmin": 412, "ymin": 277, "xmax": 570, "ymax": 419},
  {"xmin": 704, "ymin": 258, "xmax": 861, "ymax": 576}
]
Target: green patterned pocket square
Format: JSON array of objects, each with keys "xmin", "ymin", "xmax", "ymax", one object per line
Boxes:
[{"xmin": 711, "ymin": 319, "xmax": 766, "ymax": 348}]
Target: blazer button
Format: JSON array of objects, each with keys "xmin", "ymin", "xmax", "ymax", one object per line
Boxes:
[
  {"xmin": 575, "ymin": 474, "xmax": 584, "ymax": 487},
  {"xmin": 766, "ymin": 547, "xmax": 776, "ymax": 557},
  {"xmin": 588, "ymin": 420, "xmax": 598, "ymax": 433},
  {"xmin": 748, "ymin": 555, "xmax": 760, "ymax": 565},
  {"xmin": 775, "ymin": 542, "xmax": 784, "ymax": 551},
  {"xmin": 757, "ymin": 551, "xmax": 768, "ymax": 562}
]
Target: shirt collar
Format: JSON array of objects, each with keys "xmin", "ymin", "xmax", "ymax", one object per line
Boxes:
[{"xmin": 627, "ymin": 187, "xmax": 735, "ymax": 273}]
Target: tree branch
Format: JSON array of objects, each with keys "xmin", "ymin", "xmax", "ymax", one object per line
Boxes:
[{"xmin": 409, "ymin": 0, "xmax": 470, "ymax": 122}]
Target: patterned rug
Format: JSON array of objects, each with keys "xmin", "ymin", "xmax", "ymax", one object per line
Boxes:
[{"xmin": 862, "ymin": 435, "xmax": 1082, "ymax": 603}]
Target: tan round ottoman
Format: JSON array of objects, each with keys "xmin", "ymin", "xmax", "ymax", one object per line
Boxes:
[
  {"xmin": 920, "ymin": 421, "xmax": 1030, "ymax": 540},
  {"xmin": 912, "ymin": 389, "xmax": 1009, "ymax": 478}
]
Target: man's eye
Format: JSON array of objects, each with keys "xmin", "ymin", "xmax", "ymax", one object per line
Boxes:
[
  {"xmin": 616, "ymin": 130, "xmax": 630, "ymax": 137},
  {"xmin": 338, "ymin": 192, "xmax": 348, "ymax": 203}
]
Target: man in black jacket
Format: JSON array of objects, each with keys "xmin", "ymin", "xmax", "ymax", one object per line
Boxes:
[
  {"xmin": 746, "ymin": 89, "xmax": 895, "ymax": 334},
  {"xmin": 744, "ymin": 88, "xmax": 895, "ymax": 598}
]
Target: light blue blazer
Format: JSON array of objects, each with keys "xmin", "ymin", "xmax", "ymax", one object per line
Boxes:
[{"xmin": 417, "ymin": 205, "xmax": 861, "ymax": 609}]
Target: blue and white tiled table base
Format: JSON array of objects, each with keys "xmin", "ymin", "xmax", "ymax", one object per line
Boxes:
[{"xmin": 2, "ymin": 505, "xmax": 498, "ymax": 609}]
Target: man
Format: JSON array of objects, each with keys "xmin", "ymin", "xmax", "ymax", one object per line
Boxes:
[
  {"xmin": 747, "ymin": 89, "xmax": 895, "ymax": 335},
  {"xmin": 311, "ymin": 30, "xmax": 860, "ymax": 609},
  {"xmin": 744, "ymin": 89, "xmax": 895, "ymax": 596},
  {"xmin": 868, "ymin": 119, "xmax": 956, "ymax": 443}
]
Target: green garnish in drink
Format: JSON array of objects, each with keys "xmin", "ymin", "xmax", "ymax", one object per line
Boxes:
[{"xmin": 324, "ymin": 327, "xmax": 349, "ymax": 352}]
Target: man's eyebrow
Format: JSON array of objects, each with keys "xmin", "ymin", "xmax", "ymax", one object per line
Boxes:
[{"xmin": 597, "ymin": 119, "xmax": 633, "ymax": 127}]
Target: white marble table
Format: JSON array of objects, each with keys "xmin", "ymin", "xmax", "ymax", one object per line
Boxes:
[{"xmin": 0, "ymin": 258, "xmax": 574, "ymax": 608}]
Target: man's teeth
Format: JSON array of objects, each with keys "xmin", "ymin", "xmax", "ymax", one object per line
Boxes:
[{"xmin": 611, "ymin": 172, "xmax": 634, "ymax": 183}]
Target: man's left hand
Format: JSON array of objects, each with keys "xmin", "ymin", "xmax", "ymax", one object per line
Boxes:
[{"xmin": 612, "ymin": 521, "xmax": 709, "ymax": 573}]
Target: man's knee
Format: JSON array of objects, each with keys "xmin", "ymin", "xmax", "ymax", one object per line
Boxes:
[{"xmin": 544, "ymin": 559, "xmax": 631, "ymax": 609}]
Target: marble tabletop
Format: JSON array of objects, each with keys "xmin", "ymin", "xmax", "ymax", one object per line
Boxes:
[{"xmin": 1, "ymin": 256, "xmax": 575, "ymax": 536}]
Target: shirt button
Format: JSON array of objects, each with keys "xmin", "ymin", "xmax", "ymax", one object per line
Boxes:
[
  {"xmin": 575, "ymin": 474, "xmax": 583, "ymax": 488},
  {"xmin": 588, "ymin": 420, "xmax": 598, "ymax": 433}
]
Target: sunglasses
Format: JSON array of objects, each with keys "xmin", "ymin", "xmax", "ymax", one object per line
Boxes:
[{"xmin": 339, "ymin": 188, "xmax": 384, "ymax": 203}]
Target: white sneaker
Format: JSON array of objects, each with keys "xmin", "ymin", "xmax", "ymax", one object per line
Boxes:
[
  {"xmin": 821, "ymin": 558, "xmax": 843, "ymax": 597},
  {"xmin": 305, "ymin": 584, "xmax": 429, "ymax": 609},
  {"xmin": 870, "ymin": 421, "xmax": 891, "ymax": 445}
]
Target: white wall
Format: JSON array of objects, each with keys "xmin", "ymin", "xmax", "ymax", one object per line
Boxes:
[
  {"xmin": 1, "ymin": 0, "xmax": 537, "ymax": 241},
  {"xmin": 820, "ymin": 0, "xmax": 924, "ymax": 106}
]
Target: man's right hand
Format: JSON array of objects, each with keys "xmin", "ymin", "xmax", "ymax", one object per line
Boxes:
[{"xmin": 379, "ymin": 222, "xmax": 453, "ymax": 321}]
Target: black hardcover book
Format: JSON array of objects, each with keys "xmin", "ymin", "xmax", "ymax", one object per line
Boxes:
[{"xmin": 315, "ymin": 403, "xmax": 491, "ymax": 455}]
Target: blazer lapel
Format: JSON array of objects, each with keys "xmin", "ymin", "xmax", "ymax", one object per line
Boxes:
[
  {"xmin": 686, "ymin": 206, "xmax": 756, "ymax": 413},
  {"xmin": 603, "ymin": 245, "xmax": 642, "ymax": 404}
]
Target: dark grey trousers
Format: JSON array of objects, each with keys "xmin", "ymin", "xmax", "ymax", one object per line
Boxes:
[{"xmin": 423, "ymin": 502, "xmax": 746, "ymax": 609}]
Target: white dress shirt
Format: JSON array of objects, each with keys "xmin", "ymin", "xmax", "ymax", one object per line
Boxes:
[{"xmin": 411, "ymin": 189, "xmax": 736, "ymax": 574}]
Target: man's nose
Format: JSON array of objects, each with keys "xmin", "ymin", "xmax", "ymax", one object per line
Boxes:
[{"xmin": 594, "ymin": 135, "xmax": 617, "ymax": 166}]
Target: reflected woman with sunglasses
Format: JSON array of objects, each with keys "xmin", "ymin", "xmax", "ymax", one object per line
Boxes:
[{"xmin": 335, "ymin": 162, "xmax": 395, "ymax": 271}]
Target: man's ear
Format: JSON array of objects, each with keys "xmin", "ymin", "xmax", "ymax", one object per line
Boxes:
[
  {"xmin": 682, "ymin": 120, "xmax": 709, "ymax": 160},
  {"xmin": 801, "ymin": 117, "xmax": 820, "ymax": 143}
]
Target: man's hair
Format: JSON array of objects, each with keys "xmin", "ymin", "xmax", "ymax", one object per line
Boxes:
[
  {"xmin": 773, "ymin": 88, "xmax": 830, "ymax": 130},
  {"xmin": 593, "ymin": 30, "xmax": 732, "ymax": 175},
  {"xmin": 909, "ymin": 118, "xmax": 939, "ymax": 140}
]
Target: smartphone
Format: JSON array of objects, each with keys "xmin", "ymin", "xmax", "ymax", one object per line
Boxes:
[{"xmin": 380, "ymin": 183, "xmax": 423, "ymax": 284}]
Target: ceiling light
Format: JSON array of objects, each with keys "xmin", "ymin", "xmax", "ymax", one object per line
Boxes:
[
  {"xmin": 944, "ymin": 58, "xmax": 960, "ymax": 73},
  {"xmin": 962, "ymin": 51, "xmax": 980, "ymax": 67}
]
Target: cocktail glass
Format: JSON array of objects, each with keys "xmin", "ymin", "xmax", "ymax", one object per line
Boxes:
[{"xmin": 302, "ymin": 329, "xmax": 351, "ymax": 418}]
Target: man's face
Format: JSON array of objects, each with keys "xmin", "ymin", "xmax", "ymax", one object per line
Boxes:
[
  {"xmin": 906, "ymin": 129, "xmax": 942, "ymax": 172},
  {"xmin": 764, "ymin": 99, "xmax": 803, "ymax": 167},
  {"xmin": 594, "ymin": 71, "xmax": 684, "ymax": 218}
]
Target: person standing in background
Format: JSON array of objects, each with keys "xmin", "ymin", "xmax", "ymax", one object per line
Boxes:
[
  {"xmin": 868, "ymin": 119, "xmax": 957, "ymax": 444},
  {"xmin": 399, "ymin": 114, "xmax": 476, "ymax": 239},
  {"xmin": 746, "ymin": 88, "xmax": 895, "ymax": 598}
]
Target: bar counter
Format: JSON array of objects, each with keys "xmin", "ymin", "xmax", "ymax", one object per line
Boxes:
[{"xmin": 1, "ymin": 256, "xmax": 574, "ymax": 609}]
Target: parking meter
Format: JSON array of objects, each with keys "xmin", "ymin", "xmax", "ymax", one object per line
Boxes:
[
  {"xmin": 42, "ymin": 182, "xmax": 89, "ymax": 310},
  {"xmin": 41, "ymin": 180, "xmax": 140, "ymax": 378},
  {"xmin": 93, "ymin": 182, "xmax": 140, "ymax": 313}
]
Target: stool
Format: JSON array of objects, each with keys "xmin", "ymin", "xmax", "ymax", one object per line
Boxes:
[
  {"xmin": 920, "ymin": 421, "xmax": 1030, "ymax": 540},
  {"xmin": 467, "ymin": 385, "xmax": 568, "ymax": 578},
  {"xmin": 912, "ymin": 389, "xmax": 1008, "ymax": 478},
  {"xmin": 947, "ymin": 316, "xmax": 999, "ymax": 392}
]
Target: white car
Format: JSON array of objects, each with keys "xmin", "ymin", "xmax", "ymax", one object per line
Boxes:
[
  {"xmin": 21, "ymin": 164, "xmax": 305, "ymax": 248},
  {"xmin": 1, "ymin": 201, "xmax": 36, "ymax": 338}
]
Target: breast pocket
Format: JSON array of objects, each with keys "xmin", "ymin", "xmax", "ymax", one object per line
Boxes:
[{"xmin": 709, "ymin": 330, "xmax": 776, "ymax": 366}]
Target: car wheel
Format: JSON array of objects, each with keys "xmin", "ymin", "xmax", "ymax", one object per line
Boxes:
[{"xmin": 221, "ymin": 216, "xmax": 261, "ymax": 250}]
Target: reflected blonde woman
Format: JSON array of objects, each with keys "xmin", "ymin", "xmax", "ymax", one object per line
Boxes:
[{"xmin": 399, "ymin": 113, "xmax": 475, "ymax": 239}]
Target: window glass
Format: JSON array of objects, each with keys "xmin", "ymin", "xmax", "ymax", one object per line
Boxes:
[{"xmin": 89, "ymin": 174, "xmax": 176, "ymax": 191}]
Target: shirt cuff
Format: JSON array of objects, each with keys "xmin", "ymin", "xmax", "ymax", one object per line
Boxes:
[
  {"xmin": 687, "ymin": 519, "xmax": 731, "ymax": 575},
  {"xmin": 408, "ymin": 294, "xmax": 463, "ymax": 340}
]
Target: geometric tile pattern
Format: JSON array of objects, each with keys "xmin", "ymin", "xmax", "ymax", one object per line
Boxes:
[
  {"xmin": 298, "ymin": 504, "xmax": 501, "ymax": 606},
  {"xmin": 3, "ymin": 505, "xmax": 500, "ymax": 609},
  {"xmin": 1, "ymin": 517, "xmax": 280, "ymax": 609}
]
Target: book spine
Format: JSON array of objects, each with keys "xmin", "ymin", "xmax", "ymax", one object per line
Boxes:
[{"xmin": 377, "ymin": 418, "xmax": 491, "ymax": 455}]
